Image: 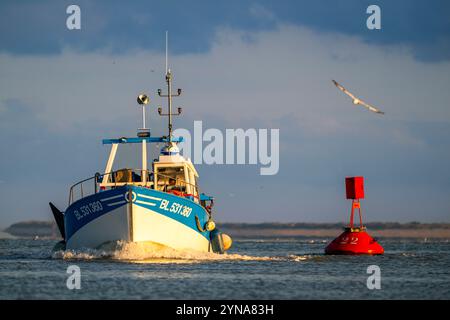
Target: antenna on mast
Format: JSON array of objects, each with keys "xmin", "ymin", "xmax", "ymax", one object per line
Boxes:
[
  {"xmin": 165, "ymin": 31, "xmax": 168, "ymax": 74},
  {"xmin": 158, "ymin": 31, "xmax": 182, "ymax": 142}
]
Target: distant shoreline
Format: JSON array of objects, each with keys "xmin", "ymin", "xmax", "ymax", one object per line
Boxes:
[
  {"xmin": 219, "ymin": 222, "xmax": 450, "ymax": 239},
  {"xmin": 219, "ymin": 227, "xmax": 450, "ymax": 239},
  {"xmin": 3, "ymin": 220, "xmax": 450, "ymax": 239},
  {"xmin": 218, "ymin": 222, "xmax": 450, "ymax": 230}
]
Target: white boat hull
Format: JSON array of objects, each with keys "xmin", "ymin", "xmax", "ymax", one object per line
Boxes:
[{"xmin": 65, "ymin": 186, "xmax": 212, "ymax": 252}]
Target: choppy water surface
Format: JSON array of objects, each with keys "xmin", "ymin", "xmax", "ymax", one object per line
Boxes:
[{"xmin": 0, "ymin": 238, "xmax": 449, "ymax": 299}]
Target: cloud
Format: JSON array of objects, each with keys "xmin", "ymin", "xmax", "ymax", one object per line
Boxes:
[
  {"xmin": 2, "ymin": 1, "xmax": 450, "ymax": 61},
  {"xmin": 249, "ymin": 3, "xmax": 276, "ymax": 22},
  {"xmin": 2, "ymin": 24, "xmax": 449, "ymax": 132},
  {"xmin": 1, "ymin": 23, "xmax": 450, "ymax": 225}
]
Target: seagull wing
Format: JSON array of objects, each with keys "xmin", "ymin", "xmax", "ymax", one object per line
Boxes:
[
  {"xmin": 358, "ymin": 99, "xmax": 385, "ymax": 115},
  {"xmin": 332, "ymin": 80, "xmax": 357, "ymax": 101},
  {"xmin": 332, "ymin": 80, "xmax": 385, "ymax": 115}
]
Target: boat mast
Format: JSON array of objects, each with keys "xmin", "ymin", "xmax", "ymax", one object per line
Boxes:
[
  {"xmin": 158, "ymin": 31, "xmax": 182, "ymax": 142},
  {"xmin": 137, "ymin": 93, "xmax": 150, "ymax": 184}
]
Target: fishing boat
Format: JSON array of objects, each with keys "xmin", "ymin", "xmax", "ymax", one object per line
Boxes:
[{"xmin": 49, "ymin": 54, "xmax": 232, "ymax": 253}]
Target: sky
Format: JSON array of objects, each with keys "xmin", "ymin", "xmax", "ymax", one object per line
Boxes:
[{"xmin": 1, "ymin": 0, "xmax": 450, "ymax": 227}]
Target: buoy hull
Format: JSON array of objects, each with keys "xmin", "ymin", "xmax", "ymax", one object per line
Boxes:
[{"xmin": 325, "ymin": 229, "xmax": 384, "ymax": 255}]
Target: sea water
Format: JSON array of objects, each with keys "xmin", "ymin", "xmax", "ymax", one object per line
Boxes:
[{"xmin": 0, "ymin": 238, "xmax": 449, "ymax": 299}]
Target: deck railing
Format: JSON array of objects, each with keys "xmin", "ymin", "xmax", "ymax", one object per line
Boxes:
[{"xmin": 68, "ymin": 168, "xmax": 200, "ymax": 206}]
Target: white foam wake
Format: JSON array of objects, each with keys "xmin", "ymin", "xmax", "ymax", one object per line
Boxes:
[{"xmin": 51, "ymin": 240, "xmax": 310, "ymax": 263}]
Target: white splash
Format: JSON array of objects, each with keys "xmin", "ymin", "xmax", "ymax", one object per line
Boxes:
[
  {"xmin": 287, "ymin": 254, "xmax": 310, "ymax": 262},
  {"xmin": 51, "ymin": 241, "xmax": 309, "ymax": 263}
]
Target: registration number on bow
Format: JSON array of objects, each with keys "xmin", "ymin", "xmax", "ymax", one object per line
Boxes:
[{"xmin": 160, "ymin": 199, "xmax": 192, "ymax": 217}]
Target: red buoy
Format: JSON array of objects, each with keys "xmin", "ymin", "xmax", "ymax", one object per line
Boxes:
[{"xmin": 325, "ymin": 177, "xmax": 384, "ymax": 255}]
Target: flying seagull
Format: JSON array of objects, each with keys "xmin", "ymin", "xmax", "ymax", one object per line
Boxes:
[{"xmin": 332, "ymin": 80, "xmax": 384, "ymax": 115}]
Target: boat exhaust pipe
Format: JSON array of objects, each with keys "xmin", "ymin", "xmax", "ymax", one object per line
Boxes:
[{"xmin": 49, "ymin": 202, "xmax": 65, "ymax": 241}]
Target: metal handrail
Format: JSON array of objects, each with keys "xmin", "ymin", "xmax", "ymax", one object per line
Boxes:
[
  {"xmin": 68, "ymin": 168, "xmax": 201, "ymax": 206},
  {"xmin": 68, "ymin": 174, "xmax": 102, "ymax": 205}
]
